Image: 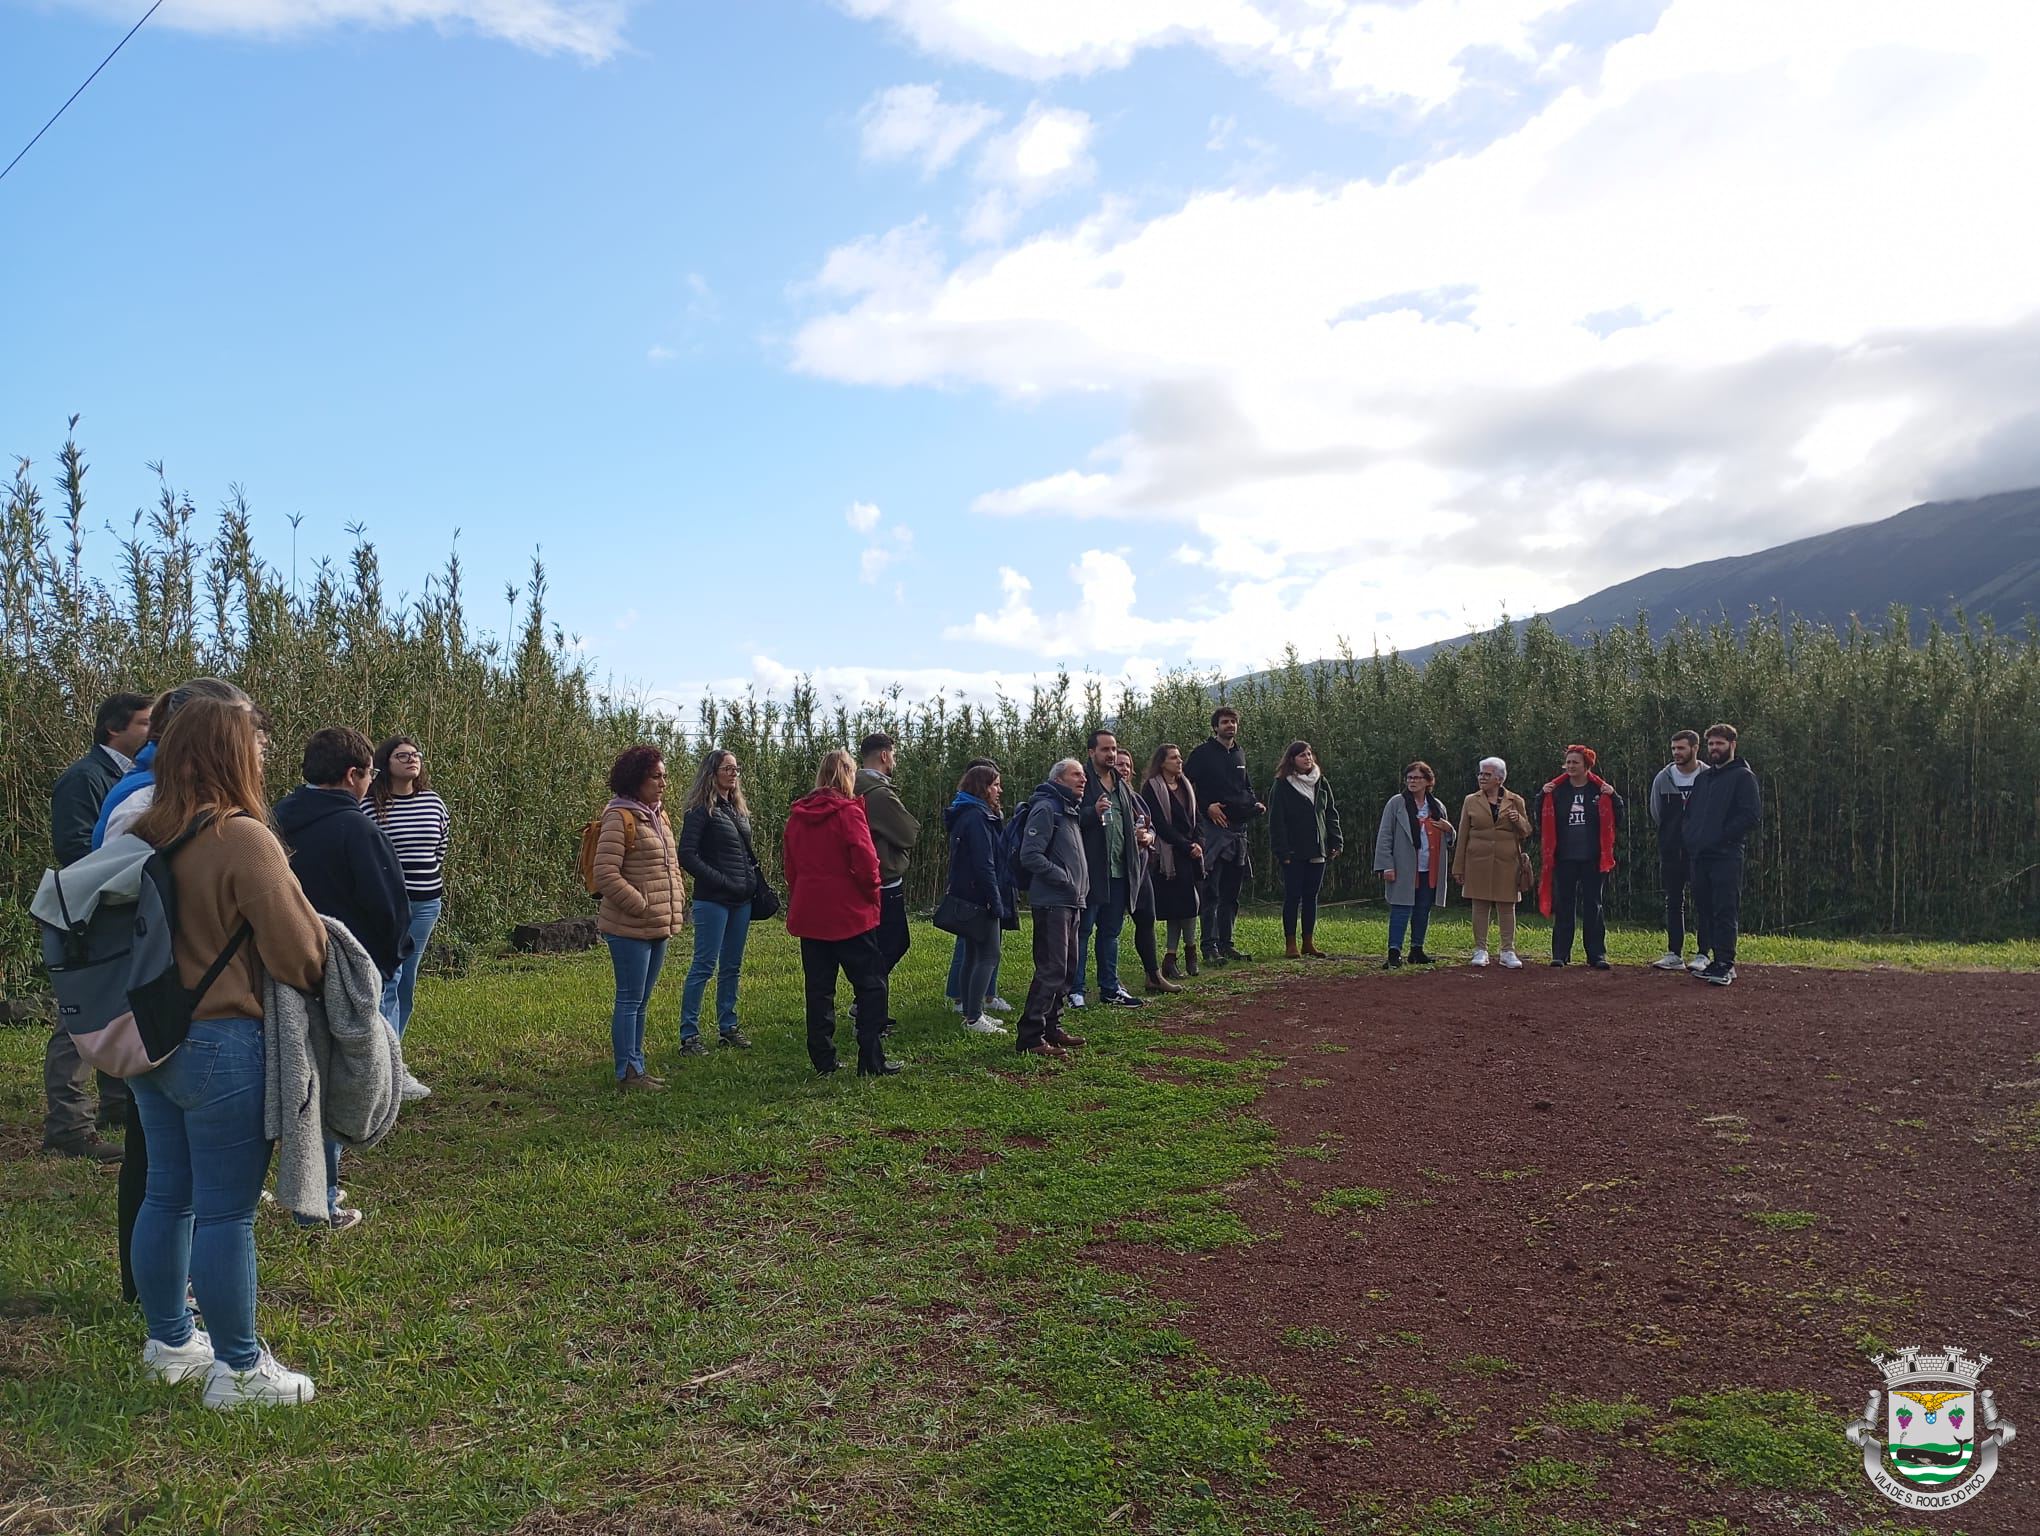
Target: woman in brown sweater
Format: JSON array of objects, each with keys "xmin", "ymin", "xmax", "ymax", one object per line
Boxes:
[
  {"xmin": 1450, "ymin": 755, "xmax": 1531, "ymax": 970},
  {"xmin": 594, "ymin": 745, "xmax": 686, "ymax": 1090},
  {"xmin": 127, "ymin": 696, "xmax": 328, "ymax": 1409}
]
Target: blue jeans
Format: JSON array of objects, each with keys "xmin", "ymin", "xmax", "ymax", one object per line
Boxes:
[
  {"xmin": 605, "ymin": 934, "xmax": 666, "ymax": 1078},
  {"xmin": 681, "ymin": 900, "xmax": 752, "ymax": 1042},
  {"xmin": 957, "ymin": 929, "xmax": 1002, "ymax": 1020},
  {"xmin": 946, "ymin": 932, "xmax": 1003, "ymax": 1005},
  {"xmin": 1078, "ymin": 877, "xmax": 1128, "ymax": 997},
  {"xmin": 378, "ymin": 896, "xmax": 442, "ymax": 1037},
  {"xmin": 129, "ymin": 1017, "xmax": 272, "ymax": 1371},
  {"xmin": 1387, "ymin": 880, "xmax": 1436, "ymax": 954}
]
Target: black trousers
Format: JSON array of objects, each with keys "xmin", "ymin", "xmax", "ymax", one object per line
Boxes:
[
  {"xmin": 1280, "ymin": 860, "xmax": 1325, "ymax": 941},
  {"xmin": 1129, "ymin": 879, "xmax": 1159, "ymax": 979},
  {"xmin": 1691, "ymin": 850, "xmax": 1744, "ymax": 966},
  {"xmin": 1550, "ymin": 858, "xmax": 1607, "ymax": 963},
  {"xmin": 876, "ymin": 886, "xmax": 910, "ymax": 975},
  {"xmin": 1661, "ymin": 851, "xmax": 1708, "ymax": 955},
  {"xmin": 1198, "ymin": 857, "xmax": 1245, "ymax": 956},
  {"xmin": 800, "ymin": 931, "xmax": 891, "ymax": 1073}
]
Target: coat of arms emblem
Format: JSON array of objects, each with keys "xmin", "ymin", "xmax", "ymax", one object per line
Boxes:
[{"xmin": 1845, "ymin": 1345, "xmax": 2016, "ymax": 1510}]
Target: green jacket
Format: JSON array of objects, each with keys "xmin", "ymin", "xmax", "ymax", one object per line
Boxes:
[{"xmin": 854, "ymin": 768, "xmax": 921, "ymax": 884}]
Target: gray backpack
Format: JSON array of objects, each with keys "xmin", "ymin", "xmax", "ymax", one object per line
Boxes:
[{"xmin": 41, "ymin": 817, "xmax": 251, "ymax": 1078}]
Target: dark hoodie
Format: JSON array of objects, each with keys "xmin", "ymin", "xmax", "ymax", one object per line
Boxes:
[
  {"xmin": 944, "ymin": 792, "xmax": 1012, "ymax": 921},
  {"xmin": 1680, "ymin": 754, "xmax": 1760, "ymax": 857},
  {"xmin": 1017, "ymin": 778, "xmax": 1088, "ymax": 909},
  {"xmin": 274, "ymin": 785, "xmax": 411, "ymax": 978}
]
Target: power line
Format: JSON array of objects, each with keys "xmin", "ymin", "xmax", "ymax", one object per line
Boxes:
[{"xmin": 0, "ymin": 0, "xmax": 165, "ymax": 187}]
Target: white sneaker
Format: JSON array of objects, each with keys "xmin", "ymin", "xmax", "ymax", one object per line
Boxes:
[
  {"xmin": 142, "ymin": 1331, "xmax": 214, "ymax": 1385},
  {"xmin": 1651, "ymin": 952, "xmax": 1685, "ymax": 971},
  {"xmin": 1068, "ymin": 991, "xmax": 1087, "ymax": 1009},
  {"xmin": 1687, "ymin": 953, "xmax": 1712, "ymax": 974},
  {"xmin": 1498, "ymin": 950, "xmax": 1523, "ymax": 969},
  {"xmin": 946, "ymin": 998, "xmax": 963, "ymax": 1014},
  {"xmin": 202, "ymin": 1347, "xmax": 316, "ymax": 1409},
  {"xmin": 962, "ymin": 1016, "xmax": 1007, "ymax": 1035},
  {"xmin": 984, "ymin": 996, "xmax": 1015, "ymax": 1014},
  {"xmin": 399, "ymin": 1072, "xmax": 431, "ymax": 1101},
  {"xmin": 1470, "ymin": 949, "xmax": 1489, "ymax": 968}
]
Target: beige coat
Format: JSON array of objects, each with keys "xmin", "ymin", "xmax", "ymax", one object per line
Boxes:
[
  {"xmin": 1450, "ymin": 790, "xmax": 1531, "ymax": 904},
  {"xmin": 594, "ymin": 804, "xmax": 686, "ymax": 940}
]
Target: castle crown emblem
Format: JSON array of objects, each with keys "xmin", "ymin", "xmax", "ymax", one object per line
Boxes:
[{"xmin": 1875, "ymin": 1346, "xmax": 1991, "ymax": 1390}]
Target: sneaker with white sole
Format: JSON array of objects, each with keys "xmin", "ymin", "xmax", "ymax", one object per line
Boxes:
[
  {"xmin": 202, "ymin": 1347, "xmax": 316, "ymax": 1410},
  {"xmin": 1651, "ymin": 952, "xmax": 1685, "ymax": 971},
  {"xmin": 1701, "ymin": 961, "xmax": 1737, "ymax": 986},
  {"xmin": 1498, "ymin": 950, "xmax": 1523, "ymax": 969},
  {"xmin": 1470, "ymin": 948, "xmax": 1490, "ymax": 968},
  {"xmin": 399, "ymin": 1072, "xmax": 432, "ymax": 1101},
  {"xmin": 962, "ymin": 1016, "xmax": 1007, "ymax": 1035},
  {"xmin": 946, "ymin": 998, "xmax": 963, "ymax": 1014},
  {"xmin": 142, "ymin": 1331, "xmax": 215, "ymax": 1385},
  {"xmin": 984, "ymin": 996, "xmax": 1015, "ymax": 1014},
  {"xmin": 1068, "ymin": 991, "xmax": 1087, "ymax": 1009},
  {"xmin": 1687, "ymin": 953, "xmax": 1712, "ymax": 974}
]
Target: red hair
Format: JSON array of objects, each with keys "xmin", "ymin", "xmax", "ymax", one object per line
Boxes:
[{"xmin": 1564, "ymin": 743, "xmax": 1598, "ymax": 772}]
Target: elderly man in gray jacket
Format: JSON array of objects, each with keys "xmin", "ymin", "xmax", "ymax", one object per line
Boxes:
[{"xmin": 1015, "ymin": 758, "xmax": 1090, "ymax": 1058}]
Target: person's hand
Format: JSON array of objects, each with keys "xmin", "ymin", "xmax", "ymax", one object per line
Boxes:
[
  {"xmin": 1210, "ymin": 805, "xmax": 1230, "ymax": 828},
  {"xmin": 1188, "ymin": 842, "xmax": 1203, "ymax": 860},
  {"xmin": 1137, "ymin": 826, "xmax": 1155, "ymax": 847},
  {"xmin": 1255, "ymin": 800, "xmax": 1266, "ymax": 814},
  {"xmin": 1329, "ymin": 847, "xmax": 1342, "ymax": 859},
  {"xmin": 1382, "ymin": 868, "xmax": 1396, "ymax": 883}
]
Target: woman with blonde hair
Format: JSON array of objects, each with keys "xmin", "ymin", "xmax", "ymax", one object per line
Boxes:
[
  {"xmin": 1451, "ymin": 756, "xmax": 1530, "ymax": 969},
  {"xmin": 128, "ymin": 696, "xmax": 328, "ymax": 1408},
  {"xmin": 676, "ymin": 747, "xmax": 760, "ymax": 1055},
  {"xmin": 783, "ymin": 749, "xmax": 898, "ymax": 1076}
]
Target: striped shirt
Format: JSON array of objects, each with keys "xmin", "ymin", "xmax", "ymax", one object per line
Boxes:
[{"xmin": 364, "ymin": 790, "xmax": 450, "ymax": 901}]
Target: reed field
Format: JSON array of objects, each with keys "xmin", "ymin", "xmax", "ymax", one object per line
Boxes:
[{"xmin": 4, "ymin": 427, "xmax": 2038, "ymax": 995}]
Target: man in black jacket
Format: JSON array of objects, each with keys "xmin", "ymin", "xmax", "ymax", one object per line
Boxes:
[
  {"xmin": 1647, "ymin": 728, "xmax": 1706, "ymax": 971},
  {"xmin": 1681, "ymin": 724, "xmax": 1761, "ymax": 987},
  {"xmin": 1074, "ymin": 728, "xmax": 1147, "ymax": 1009},
  {"xmin": 274, "ymin": 727, "xmax": 411, "ymax": 1230},
  {"xmin": 41, "ymin": 691, "xmax": 152, "ymax": 1160},
  {"xmin": 1183, "ymin": 706, "xmax": 1264, "ymax": 964}
]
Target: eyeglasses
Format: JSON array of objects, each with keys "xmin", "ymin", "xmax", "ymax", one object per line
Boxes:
[{"xmin": 391, "ymin": 751, "xmax": 423, "ymax": 763}]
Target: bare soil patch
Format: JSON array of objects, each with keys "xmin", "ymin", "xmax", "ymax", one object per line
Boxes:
[{"xmin": 1108, "ymin": 964, "xmax": 2040, "ymax": 1532}]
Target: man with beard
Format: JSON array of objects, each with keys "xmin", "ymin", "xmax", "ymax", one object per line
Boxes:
[
  {"xmin": 1681, "ymin": 724, "xmax": 1761, "ymax": 987},
  {"xmin": 1648, "ymin": 729, "xmax": 1706, "ymax": 971},
  {"xmin": 1184, "ymin": 707, "xmax": 1263, "ymax": 965}
]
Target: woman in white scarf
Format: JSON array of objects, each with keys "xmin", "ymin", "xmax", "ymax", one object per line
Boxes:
[{"xmin": 1267, "ymin": 740, "xmax": 1343, "ymax": 958}]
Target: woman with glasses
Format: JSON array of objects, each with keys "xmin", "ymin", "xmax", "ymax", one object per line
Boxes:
[
  {"xmin": 366, "ymin": 736, "xmax": 449, "ymax": 1100},
  {"xmin": 675, "ymin": 748, "xmax": 760, "ymax": 1055},
  {"xmin": 1373, "ymin": 760, "xmax": 1454, "ymax": 968}
]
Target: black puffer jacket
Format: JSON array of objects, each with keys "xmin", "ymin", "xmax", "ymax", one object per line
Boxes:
[{"xmin": 679, "ymin": 798, "xmax": 758, "ymax": 907}]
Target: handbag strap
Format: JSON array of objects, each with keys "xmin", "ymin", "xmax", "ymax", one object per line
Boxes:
[{"xmin": 191, "ymin": 921, "xmax": 255, "ymax": 1003}]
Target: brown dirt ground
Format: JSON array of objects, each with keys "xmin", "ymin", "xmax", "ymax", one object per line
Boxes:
[{"xmin": 1108, "ymin": 964, "xmax": 2040, "ymax": 1533}]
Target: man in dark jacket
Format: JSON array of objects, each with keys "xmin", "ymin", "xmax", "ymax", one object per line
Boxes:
[
  {"xmin": 1681, "ymin": 724, "xmax": 1761, "ymax": 986},
  {"xmin": 854, "ymin": 732, "xmax": 921, "ymax": 1030},
  {"xmin": 275, "ymin": 727, "xmax": 411, "ymax": 1230},
  {"xmin": 1647, "ymin": 729, "xmax": 1707, "ymax": 971},
  {"xmin": 40, "ymin": 691, "xmax": 152, "ymax": 1160},
  {"xmin": 1075, "ymin": 727, "xmax": 1147, "ymax": 1010},
  {"xmin": 1015, "ymin": 758, "xmax": 1090, "ymax": 1058},
  {"xmin": 1183, "ymin": 706, "xmax": 1263, "ymax": 964}
]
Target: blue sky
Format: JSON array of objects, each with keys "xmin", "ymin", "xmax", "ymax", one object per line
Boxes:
[{"xmin": 5, "ymin": 0, "xmax": 2036, "ymax": 709}]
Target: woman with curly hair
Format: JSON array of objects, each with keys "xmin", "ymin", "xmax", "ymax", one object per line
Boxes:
[{"xmin": 593, "ymin": 745, "xmax": 686, "ymax": 1090}]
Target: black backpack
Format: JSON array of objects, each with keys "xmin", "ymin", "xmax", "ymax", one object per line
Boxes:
[{"xmin": 1002, "ymin": 796, "xmax": 1036, "ymax": 892}]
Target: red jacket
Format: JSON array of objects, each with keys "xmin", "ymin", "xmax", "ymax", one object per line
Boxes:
[{"xmin": 783, "ymin": 788, "xmax": 882, "ymax": 941}]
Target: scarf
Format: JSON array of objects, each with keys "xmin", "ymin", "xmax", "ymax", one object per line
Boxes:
[
  {"xmin": 1286, "ymin": 766, "xmax": 1321, "ymax": 804},
  {"xmin": 1536, "ymin": 772, "xmax": 1617, "ymax": 916},
  {"xmin": 1401, "ymin": 790, "xmax": 1447, "ymax": 891},
  {"xmin": 1144, "ymin": 773, "xmax": 1197, "ymax": 881}
]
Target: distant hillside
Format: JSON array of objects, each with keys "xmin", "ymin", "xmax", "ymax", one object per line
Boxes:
[{"xmin": 1346, "ymin": 487, "xmax": 2040, "ymax": 673}]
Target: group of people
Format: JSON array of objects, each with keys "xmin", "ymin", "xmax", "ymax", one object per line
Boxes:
[
  {"xmin": 34, "ymin": 687, "xmax": 1762, "ymax": 1412},
  {"xmin": 40, "ymin": 682, "xmax": 453, "ymax": 1408}
]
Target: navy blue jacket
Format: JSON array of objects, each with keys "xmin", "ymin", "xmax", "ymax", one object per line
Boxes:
[
  {"xmin": 945, "ymin": 793, "xmax": 1013, "ymax": 922},
  {"xmin": 275, "ymin": 785, "xmax": 412, "ymax": 978},
  {"xmin": 50, "ymin": 745, "xmax": 126, "ymax": 866},
  {"xmin": 1681, "ymin": 754, "xmax": 1761, "ymax": 856}
]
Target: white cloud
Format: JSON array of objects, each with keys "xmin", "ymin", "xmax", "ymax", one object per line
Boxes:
[
  {"xmin": 846, "ymin": 500, "xmax": 884, "ymax": 534},
  {"xmin": 965, "ymin": 105, "xmax": 1096, "ymax": 242},
  {"xmin": 846, "ymin": 502, "xmax": 913, "ymax": 584},
  {"xmin": 798, "ymin": 0, "xmax": 2040, "ymax": 670},
  {"xmin": 837, "ymin": 0, "xmax": 1584, "ymax": 111},
  {"xmin": 52, "ymin": 0, "xmax": 631, "ymax": 58},
  {"xmin": 650, "ymin": 655, "xmax": 1149, "ymax": 711},
  {"xmin": 858, "ymin": 83, "xmax": 1001, "ymax": 174}
]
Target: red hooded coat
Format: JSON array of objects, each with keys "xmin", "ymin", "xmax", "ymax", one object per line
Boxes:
[
  {"xmin": 783, "ymin": 788, "xmax": 882, "ymax": 941},
  {"xmin": 1537, "ymin": 770, "xmax": 1618, "ymax": 917}
]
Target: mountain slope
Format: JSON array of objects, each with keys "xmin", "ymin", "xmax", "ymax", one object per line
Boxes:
[{"xmin": 1391, "ymin": 486, "xmax": 2040, "ymax": 668}]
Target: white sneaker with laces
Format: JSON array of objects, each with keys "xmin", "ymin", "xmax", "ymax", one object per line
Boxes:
[
  {"xmin": 142, "ymin": 1331, "xmax": 215, "ymax": 1385},
  {"xmin": 202, "ymin": 1347, "xmax": 316, "ymax": 1409},
  {"xmin": 1068, "ymin": 991, "xmax": 1087, "ymax": 1009},
  {"xmin": 1687, "ymin": 953, "xmax": 1712, "ymax": 974},
  {"xmin": 1498, "ymin": 950, "xmax": 1523, "ymax": 969},
  {"xmin": 1651, "ymin": 952, "xmax": 1685, "ymax": 971},
  {"xmin": 962, "ymin": 1016, "xmax": 1007, "ymax": 1035},
  {"xmin": 1470, "ymin": 948, "xmax": 1489, "ymax": 968},
  {"xmin": 947, "ymin": 998, "xmax": 963, "ymax": 1014},
  {"xmin": 984, "ymin": 996, "xmax": 1015, "ymax": 1014},
  {"xmin": 399, "ymin": 1072, "xmax": 432, "ymax": 1101}
]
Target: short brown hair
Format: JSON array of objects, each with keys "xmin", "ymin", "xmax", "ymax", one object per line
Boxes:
[
  {"xmin": 1706, "ymin": 723, "xmax": 1738, "ymax": 744},
  {"xmin": 1210, "ymin": 706, "xmax": 1239, "ymax": 729},
  {"xmin": 1403, "ymin": 759, "xmax": 1435, "ymax": 783},
  {"xmin": 302, "ymin": 727, "xmax": 373, "ymax": 786},
  {"xmin": 1671, "ymin": 728, "xmax": 1700, "ymax": 747},
  {"xmin": 858, "ymin": 732, "xmax": 895, "ymax": 762},
  {"xmin": 957, "ymin": 763, "xmax": 1000, "ymax": 801}
]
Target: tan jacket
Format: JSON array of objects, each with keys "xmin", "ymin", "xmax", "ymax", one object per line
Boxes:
[
  {"xmin": 1450, "ymin": 790, "xmax": 1531, "ymax": 904},
  {"xmin": 594, "ymin": 804, "xmax": 686, "ymax": 940},
  {"xmin": 169, "ymin": 815, "xmax": 329, "ymax": 1022}
]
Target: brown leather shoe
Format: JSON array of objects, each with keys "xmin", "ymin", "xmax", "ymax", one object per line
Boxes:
[
  {"xmin": 1184, "ymin": 951, "xmax": 1200, "ymax": 977},
  {"xmin": 1303, "ymin": 940, "xmax": 1330, "ymax": 958},
  {"xmin": 1161, "ymin": 953, "xmax": 1180, "ymax": 980},
  {"xmin": 1145, "ymin": 971, "xmax": 1183, "ymax": 995},
  {"xmin": 1046, "ymin": 1029, "xmax": 1086, "ymax": 1049},
  {"xmin": 1020, "ymin": 1042, "xmax": 1069, "ymax": 1060},
  {"xmin": 618, "ymin": 1068, "xmax": 666, "ymax": 1093},
  {"xmin": 1284, "ymin": 940, "xmax": 1302, "ymax": 959},
  {"xmin": 43, "ymin": 1133, "xmax": 124, "ymax": 1163}
]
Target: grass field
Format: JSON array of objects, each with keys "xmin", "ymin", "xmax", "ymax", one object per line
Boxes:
[{"xmin": 3, "ymin": 907, "xmax": 2035, "ymax": 1536}]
